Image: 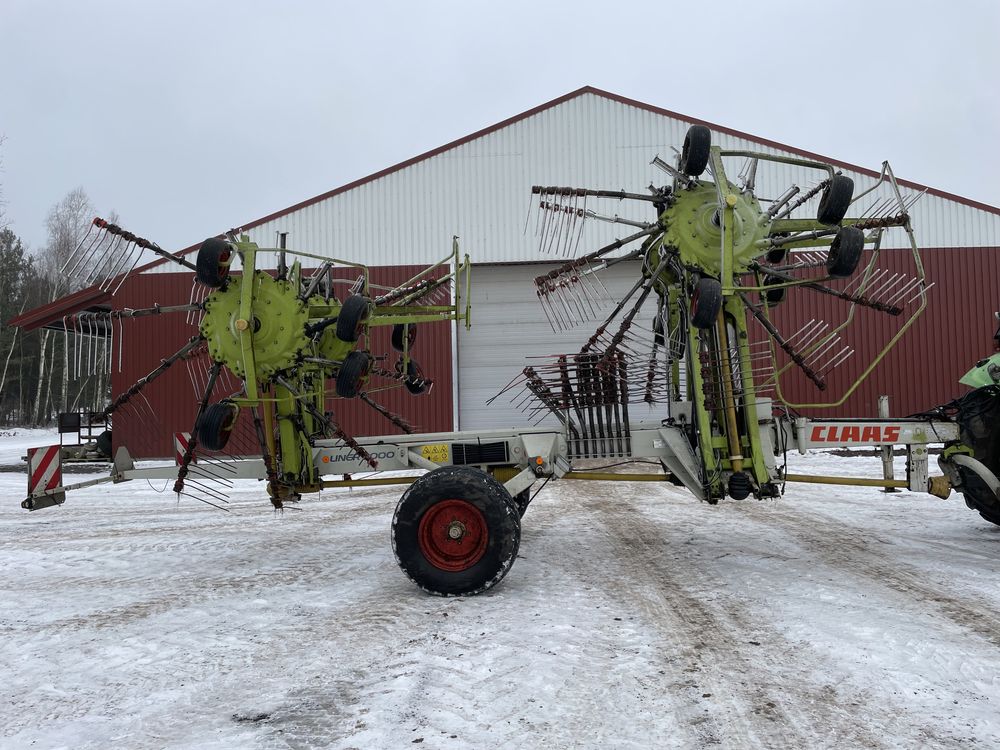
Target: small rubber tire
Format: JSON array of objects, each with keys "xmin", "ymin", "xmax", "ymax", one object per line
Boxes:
[
  {"xmin": 336, "ymin": 350, "xmax": 371, "ymax": 398},
  {"xmin": 403, "ymin": 359, "xmax": 429, "ymax": 395},
  {"xmin": 764, "ymin": 274, "xmax": 787, "ymax": 306},
  {"xmin": 679, "ymin": 125, "xmax": 711, "ymax": 177},
  {"xmin": 653, "ymin": 315, "xmax": 665, "ymax": 347},
  {"xmin": 728, "ymin": 471, "xmax": 753, "ymax": 500},
  {"xmin": 95, "ymin": 429, "xmax": 112, "ymax": 458},
  {"xmin": 392, "ymin": 465, "xmax": 521, "ymax": 596},
  {"xmin": 335, "ymin": 295, "xmax": 369, "ymax": 343},
  {"xmin": 766, "ymin": 247, "xmax": 787, "ymax": 265},
  {"xmin": 197, "ymin": 401, "xmax": 238, "ymax": 451},
  {"xmin": 690, "ymin": 278, "xmax": 723, "ymax": 329},
  {"xmin": 817, "ymin": 174, "xmax": 854, "ymax": 226},
  {"xmin": 826, "ymin": 226, "xmax": 865, "ymax": 278},
  {"xmin": 196, "ymin": 238, "xmax": 233, "ymax": 288},
  {"xmin": 391, "ymin": 323, "xmax": 417, "ymax": 352}
]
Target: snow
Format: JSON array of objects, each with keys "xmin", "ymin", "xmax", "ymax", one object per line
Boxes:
[{"xmin": 1, "ymin": 440, "xmax": 999, "ymax": 749}]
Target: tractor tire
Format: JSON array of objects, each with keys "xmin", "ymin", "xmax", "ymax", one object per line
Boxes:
[
  {"xmin": 95, "ymin": 429, "xmax": 113, "ymax": 458},
  {"xmin": 392, "ymin": 465, "xmax": 521, "ymax": 596},
  {"xmin": 335, "ymin": 295, "xmax": 370, "ymax": 343},
  {"xmin": 679, "ymin": 125, "xmax": 711, "ymax": 177},
  {"xmin": 196, "ymin": 238, "xmax": 233, "ymax": 288},
  {"xmin": 403, "ymin": 359, "xmax": 429, "ymax": 395},
  {"xmin": 197, "ymin": 401, "xmax": 238, "ymax": 451},
  {"xmin": 826, "ymin": 226, "xmax": 865, "ymax": 278},
  {"xmin": 690, "ymin": 278, "xmax": 723, "ymax": 329},
  {"xmin": 817, "ymin": 174, "xmax": 854, "ymax": 226},
  {"xmin": 335, "ymin": 350, "xmax": 371, "ymax": 398},
  {"xmin": 391, "ymin": 323, "xmax": 417, "ymax": 352}
]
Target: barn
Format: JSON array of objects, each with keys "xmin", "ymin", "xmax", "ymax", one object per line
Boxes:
[{"xmin": 12, "ymin": 86, "xmax": 1000, "ymax": 458}]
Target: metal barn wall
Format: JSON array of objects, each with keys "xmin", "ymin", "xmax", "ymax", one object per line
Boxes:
[
  {"xmin": 769, "ymin": 246, "xmax": 1000, "ymax": 419},
  {"xmin": 111, "ymin": 267, "xmax": 453, "ymax": 459},
  {"xmin": 142, "ymin": 90, "xmax": 1000, "ymax": 274},
  {"xmin": 458, "ymin": 261, "xmax": 664, "ymax": 431}
]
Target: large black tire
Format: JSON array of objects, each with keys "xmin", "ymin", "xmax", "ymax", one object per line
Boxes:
[
  {"xmin": 95, "ymin": 429, "xmax": 112, "ymax": 458},
  {"xmin": 826, "ymin": 226, "xmax": 865, "ymax": 278},
  {"xmin": 196, "ymin": 238, "xmax": 233, "ymax": 288},
  {"xmin": 690, "ymin": 278, "xmax": 723, "ymax": 329},
  {"xmin": 197, "ymin": 401, "xmax": 238, "ymax": 451},
  {"xmin": 952, "ymin": 386, "xmax": 1000, "ymax": 526},
  {"xmin": 391, "ymin": 323, "xmax": 417, "ymax": 352},
  {"xmin": 403, "ymin": 359, "xmax": 429, "ymax": 395},
  {"xmin": 336, "ymin": 350, "xmax": 371, "ymax": 398},
  {"xmin": 817, "ymin": 174, "xmax": 854, "ymax": 225},
  {"xmin": 392, "ymin": 466, "xmax": 521, "ymax": 595},
  {"xmin": 335, "ymin": 295, "xmax": 370, "ymax": 342},
  {"xmin": 679, "ymin": 125, "xmax": 711, "ymax": 177}
]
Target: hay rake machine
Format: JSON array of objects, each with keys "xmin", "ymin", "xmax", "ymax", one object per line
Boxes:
[{"xmin": 22, "ymin": 126, "xmax": 1000, "ymax": 597}]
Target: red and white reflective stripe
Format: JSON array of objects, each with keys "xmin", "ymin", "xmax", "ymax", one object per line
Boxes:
[
  {"xmin": 27, "ymin": 445, "xmax": 62, "ymax": 494},
  {"xmin": 174, "ymin": 432, "xmax": 195, "ymax": 465}
]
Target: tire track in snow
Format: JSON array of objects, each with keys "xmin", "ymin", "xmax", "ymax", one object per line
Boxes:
[
  {"xmin": 732, "ymin": 504, "xmax": 1000, "ymax": 649},
  {"xmin": 574, "ymin": 489, "xmax": 938, "ymax": 749}
]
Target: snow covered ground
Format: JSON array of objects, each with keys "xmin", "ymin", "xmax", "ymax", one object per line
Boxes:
[{"xmin": 2, "ymin": 429, "xmax": 999, "ymax": 749}]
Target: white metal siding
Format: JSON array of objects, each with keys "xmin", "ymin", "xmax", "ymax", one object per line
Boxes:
[
  {"xmin": 457, "ymin": 261, "xmax": 666, "ymax": 431},
  {"xmin": 143, "ymin": 92, "xmax": 1000, "ymax": 276}
]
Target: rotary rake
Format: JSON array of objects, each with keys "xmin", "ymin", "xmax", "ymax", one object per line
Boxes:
[
  {"xmin": 504, "ymin": 124, "xmax": 930, "ymax": 501},
  {"xmin": 53, "ymin": 222, "xmax": 471, "ymax": 508}
]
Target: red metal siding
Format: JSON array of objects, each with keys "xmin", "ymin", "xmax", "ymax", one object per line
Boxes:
[
  {"xmin": 764, "ymin": 246, "xmax": 1000, "ymax": 418},
  {"xmin": 111, "ymin": 267, "xmax": 453, "ymax": 459}
]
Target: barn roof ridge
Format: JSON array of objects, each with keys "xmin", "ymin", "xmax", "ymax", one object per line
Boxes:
[{"xmin": 11, "ymin": 85, "xmax": 999, "ymax": 330}]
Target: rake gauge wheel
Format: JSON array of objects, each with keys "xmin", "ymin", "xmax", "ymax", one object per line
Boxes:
[
  {"xmin": 391, "ymin": 323, "xmax": 417, "ymax": 352},
  {"xmin": 679, "ymin": 125, "xmax": 711, "ymax": 177},
  {"xmin": 335, "ymin": 294, "xmax": 370, "ymax": 343},
  {"xmin": 197, "ymin": 401, "xmax": 239, "ymax": 451},
  {"xmin": 335, "ymin": 350, "xmax": 371, "ymax": 398},
  {"xmin": 196, "ymin": 238, "xmax": 233, "ymax": 288},
  {"xmin": 816, "ymin": 174, "xmax": 855, "ymax": 226},
  {"xmin": 392, "ymin": 466, "xmax": 521, "ymax": 596},
  {"xmin": 690, "ymin": 278, "xmax": 723, "ymax": 329},
  {"xmin": 403, "ymin": 359, "xmax": 429, "ymax": 395},
  {"xmin": 764, "ymin": 274, "xmax": 787, "ymax": 306},
  {"xmin": 826, "ymin": 226, "xmax": 865, "ymax": 278}
]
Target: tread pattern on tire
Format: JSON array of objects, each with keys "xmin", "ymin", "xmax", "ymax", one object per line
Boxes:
[
  {"xmin": 336, "ymin": 350, "xmax": 371, "ymax": 398},
  {"xmin": 392, "ymin": 466, "xmax": 521, "ymax": 596},
  {"xmin": 336, "ymin": 295, "xmax": 369, "ymax": 343}
]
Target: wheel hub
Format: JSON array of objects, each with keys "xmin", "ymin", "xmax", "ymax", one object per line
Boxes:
[{"xmin": 417, "ymin": 499, "xmax": 488, "ymax": 572}]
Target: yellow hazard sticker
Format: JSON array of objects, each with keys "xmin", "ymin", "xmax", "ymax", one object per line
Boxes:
[{"xmin": 420, "ymin": 443, "xmax": 450, "ymax": 463}]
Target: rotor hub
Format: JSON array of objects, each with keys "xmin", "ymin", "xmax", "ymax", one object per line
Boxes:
[{"xmin": 200, "ymin": 271, "xmax": 309, "ymax": 380}]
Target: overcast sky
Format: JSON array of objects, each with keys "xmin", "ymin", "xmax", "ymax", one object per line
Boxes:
[{"xmin": 1, "ymin": 0, "xmax": 997, "ymax": 254}]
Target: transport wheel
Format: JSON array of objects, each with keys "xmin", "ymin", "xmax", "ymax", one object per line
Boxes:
[
  {"xmin": 679, "ymin": 125, "xmax": 711, "ymax": 177},
  {"xmin": 391, "ymin": 323, "xmax": 417, "ymax": 352},
  {"xmin": 403, "ymin": 359, "xmax": 429, "ymax": 395},
  {"xmin": 335, "ymin": 295, "xmax": 370, "ymax": 342},
  {"xmin": 95, "ymin": 429, "xmax": 112, "ymax": 458},
  {"xmin": 196, "ymin": 238, "xmax": 232, "ymax": 288},
  {"xmin": 816, "ymin": 174, "xmax": 854, "ymax": 225},
  {"xmin": 653, "ymin": 315, "xmax": 665, "ymax": 347},
  {"xmin": 197, "ymin": 401, "xmax": 238, "ymax": 451},
  {"xmin": 335, "ymin": 350, "xmax": 371, "ymax": 398},
  {"xmin": 392, "ymin": 466, "xmax": 521, "ymax": 595},
  {"xmin": 690, "ymin": 278, "xmax": 723, "ymax": 329},
  {"xmin": 826, "ymin": 226, "xmax": 865, "ymax": 278}
]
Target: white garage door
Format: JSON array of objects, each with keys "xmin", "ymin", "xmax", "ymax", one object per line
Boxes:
[{"xmin": 457, "ymin": 260, "xmax": 669, "ymax": 430}]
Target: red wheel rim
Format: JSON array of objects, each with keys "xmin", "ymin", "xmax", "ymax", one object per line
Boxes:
[
  {"xmin": 690, "ymin": 287, "xmax": 700, "ymax": 317},
  {"xmin": 417, "ymin": 499, "xmax": 488, "ymax": 572},
  {"xmin": 218, "ymin": 249, "xmax": 230, "ymax": 282}
]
